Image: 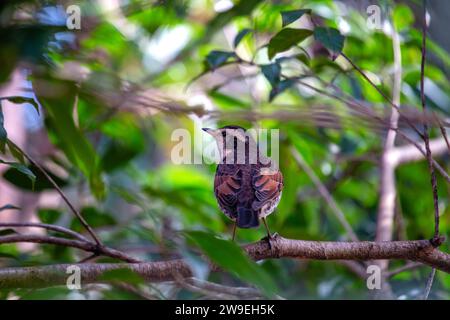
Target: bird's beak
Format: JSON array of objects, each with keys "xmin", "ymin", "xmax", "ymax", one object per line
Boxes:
[{"xmin": 202, "ymin": 128, "xmax": 217, "ymax": 136}]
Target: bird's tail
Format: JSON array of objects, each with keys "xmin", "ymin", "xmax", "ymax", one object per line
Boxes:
[{"xmin": 237, "ymin": 207, "xmax": 259, "ymax": 228}]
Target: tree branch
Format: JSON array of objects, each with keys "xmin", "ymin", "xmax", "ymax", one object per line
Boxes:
[
  {"xmin": 375, "ymin": 22, "xmax": 402, "ymax": 249},
  {"xmin": 0, "ymin": 235, "xmax": 448, "ymax": 289},
  {"xmin": 418, "ymin": 0, "xmax": 440, "ymax": 242},
  {"xmin": 394, "ymin": 129, "xmax": 450, "ymax": 182},
  {"xmin": 0, "ymin": 222, "xmax": 90, "ymax": 242},
  {"xmin": 419, "ymin": 0, "xmax": 440, "ymax": 299},
  {"xmin": 0, "ymin": 234, "xmax": 140, "ymax": 263},
  {"xmin": 390, "ymin": 136, "xmax": 449, "ymax": 166},
  {"xmin": 369, "ymin": 23, "xmax": 403, "ymax": 298}
]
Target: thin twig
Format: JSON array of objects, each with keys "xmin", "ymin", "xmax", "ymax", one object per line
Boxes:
[
  {"xmin": 0, "ymin": 222, "xmax": 90, "ymax": 242},
  {"xmin": 418, "ymin": 1, "xmax": 440, "ymax": 240},
  {"xmin": 341, "ymin": 52, "xmax": 424, "ymax": 139},
  {"xmin": 391, "ymin": 136, "xmax": 450, "ymax": 166},
  {"xmin": 395, "ymin": 129, "xmax": 450, "ymax": 183},
  {"xmin": 290, "ymin": 147, "xmax": 359, "ymax": 242},
  {"xmin": 422, "ymin": 268, "xmax": 436, "ymax": 300},
  {"xmin": 0, "ymin": 234, "xmax": 140, "ymax": 263},
  {"xmin": 386, "ymin": 262, "xmax": 424, "ymax": 278},
  {"xmin": 7, "ymin": 139, "xmax": 103, "ymax": 247},
  {"xmin": 186, "ymin": 278, "xmax": 267, "ymax": 298},
  {"xmin": 78, "ymin": 253, "xmax": 99, "ymax": 264},
  {"xmin": 113, "ymin": 282, "xmax": 158, "ymax": 300},
  {"xmin": 432, "ymin": 112, "xmax": 450, "ymax": 154},
  {"xmin": 173, "ymin": 273, "xmax": 238, "ymax": 299},
  {"xmin": 292, "ymin": 77, "xmax": 450, "ymax": 183},
  {"xmin": 419, "ymin": 1, "xmax": 439, "ymax": 301}
]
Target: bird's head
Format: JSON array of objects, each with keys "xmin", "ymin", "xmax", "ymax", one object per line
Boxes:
[
  {"xmin": 202, "ymin": 125, "xmax": 247, "ymax": 145},
  {"xmin": 202, "ymin": 125, "xmax": 250, "ymax": 160},
  {"xmin": 202, "ymin": 125, "xmax": 265, "ymax": 164}
]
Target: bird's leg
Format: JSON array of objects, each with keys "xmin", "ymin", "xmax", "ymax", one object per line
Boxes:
[
  {"xmin": 231, "ymin": 221, "xmax": 237, "ymax": 241},
  {"xmin": 262, "ymin": 217, "xmax": 272, "ymax": 239},
  {"xmin": 262, "ymin": 218, "xmax": 279, "ymax": 250}
]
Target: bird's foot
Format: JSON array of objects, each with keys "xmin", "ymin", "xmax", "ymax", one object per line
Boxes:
[{"xmin": 262, "ymin": 232, "xmax": 279, "ymax": 250}]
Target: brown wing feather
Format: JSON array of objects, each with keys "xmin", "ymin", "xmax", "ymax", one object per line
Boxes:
[
  {"xmin": 252, "ymin": 169, "xmax": 283, "ymax": 211},
  {"xmin": 214, "ymin": 173, "xmax": 241, "ymax": 219}
]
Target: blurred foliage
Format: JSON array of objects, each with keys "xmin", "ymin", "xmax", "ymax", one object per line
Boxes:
[{"xmin": 0, "ymin": 0, "xmax": 449, "ymax": 300}]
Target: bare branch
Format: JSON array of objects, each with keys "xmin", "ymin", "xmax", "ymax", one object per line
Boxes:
[
  {"xmin": 418, "ymin": 0, "xmax": 440, "ymax": 241},
  {"xmin": 433, "ymin": 112, "xmax": 450, "ymax": 154},
  {"xmin": 419, "ymin": 0, "xmax": 440, "ymax": 298},
  {"xmin": 394, "ymin": 130, "xmax": 450, "ymax": 183},
  {"xmin": 0, "ymin": 222, "xmax": 90, "ymax": 242},
  {"xmin": 0, "ymin": 235, "xmax": 448, "ymax": 289},
  {"xmin": 374, "ymin": 24, "xmax": 403, "ymax": 277},
  {"xmin": 0, "ymin": 234, "xmax": 139, "ymax": 263},
  {"xmin": 341, "ymin": 53, "xmax": 423, "ymax": 139},
  {"xmin": 391, "ymin": 136, "xmax": 449, "ymax": 166}
]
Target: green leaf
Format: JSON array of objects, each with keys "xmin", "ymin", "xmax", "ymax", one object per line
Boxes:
[
  {"xmin": 0, "ymin": 204, "xmax": 20, "ymax": 212},
  {"xmin": 205, "ymin": 50, "xmax": 235, "ymax": 70},
  {"xmin": 234, "ymin": 28, "xmax": 252, "ymax": 48},
  {"xmin": 281, "ymin": 9, "xmax": 312, "ymax": 27},
  {"xmin": 0, "ymin": 102, "xmax": 6, "ymax": 153},
  {"xmin": 2, "ymin": 163, "xmax": 67, "ymax": 192},
  {"xmin": 393, "ymin": 4, "xmax": 414, "ymax": 31},
  {"xmin": 1, "ymin": 96, "xmax": 40, "ymax": 115},
  {"xmin": 6, "ymin": 140, "xmax": 24, "ymax": 163},
  {"xmin": 261, "ymin": 63, "xmax": 281, "ymax": 87},
  {"xmin": 185, "ymin": 231, "xmax": 277, "ymax": 296},
  {"xmin": 37, "ymin": 208, "xmax": 62, "ymax": 224},
  {"xmin": 0, "ymin": 159, "xmax": 36, "ymax": 190},
  {"xmin": 269, "ymin": 79, "xmax": 296, "ymax": 101},
  {"xmin": 313, "ymin": 27, "xmax": 345, "ymax": 58},
  {"xmin": 296, "ymin": 53, "xmax": 310, "ymax": 66},
  {"xmin": 268, "ymin": 28, "xmax": 312, "ymax": 60}
]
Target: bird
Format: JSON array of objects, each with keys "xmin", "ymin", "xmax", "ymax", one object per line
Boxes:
[{"xmin": 202, "ymin": 125, "xmax": 283, "ymax": 241}]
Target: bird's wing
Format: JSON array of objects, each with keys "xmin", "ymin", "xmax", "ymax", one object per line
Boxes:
[
  {"xmin": 214, "ymin": 171, "xmax": 241, "ymax": 218},
  {"xmin": 252, "ymin": 167, "xmax": 284, "ymax": 211}
]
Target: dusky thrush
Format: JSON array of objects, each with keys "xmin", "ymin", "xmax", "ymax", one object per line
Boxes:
[{"xmin": 203, "ymin": 125, "xmax": 283, "ymax": 240}]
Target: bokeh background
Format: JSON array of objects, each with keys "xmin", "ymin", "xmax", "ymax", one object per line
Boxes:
[{"xmin": 0, "ymin": 0, "xmax": 449, "ymax": 299}]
